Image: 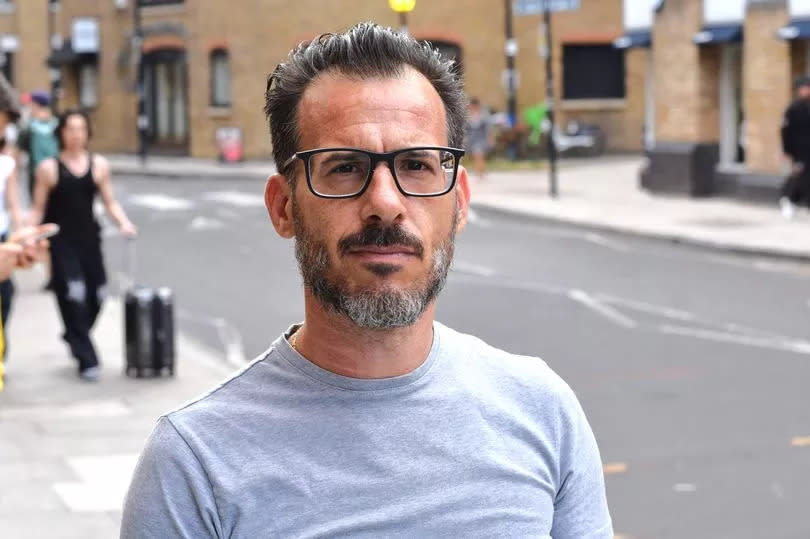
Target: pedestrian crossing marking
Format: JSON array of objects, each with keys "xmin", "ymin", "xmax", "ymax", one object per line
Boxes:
[{"xmin": 52, "ymin": 454, "xmax": 139, "ymax": 512}]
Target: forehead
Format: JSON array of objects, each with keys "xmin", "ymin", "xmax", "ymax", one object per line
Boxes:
[{"xmin": 296, "ymin": 66, "xmax": 448, "ymax": 151}]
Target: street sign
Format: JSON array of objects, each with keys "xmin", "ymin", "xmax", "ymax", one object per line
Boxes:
[{"xmin": 514, "ymin": 0, "xmax": 580, "ymax": 16}]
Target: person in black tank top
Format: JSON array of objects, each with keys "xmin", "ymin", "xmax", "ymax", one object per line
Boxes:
[{"xmin": 28, "ymin": 109, "xmax": 137, "ymax": 381}]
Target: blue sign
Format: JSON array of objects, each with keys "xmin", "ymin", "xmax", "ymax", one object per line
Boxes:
[{"xmin": 514, "ymin": 0, "xmax": 580, "ymax": 16}]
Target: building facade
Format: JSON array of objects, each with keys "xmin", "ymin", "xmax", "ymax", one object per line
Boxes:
[
  {"xmin": 0, "ymin": 0, "xmax": 645, "ymax": 160},
  {"xmin": 637, "ymin": 0, "xmax": 810, "ymax": 200}
]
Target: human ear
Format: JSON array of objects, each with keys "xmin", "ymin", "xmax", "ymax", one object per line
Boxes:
[
  {"xmin": 265, "ymin": 174, "xmax": 295, "ymax": 238},
  {"xmin": 454, "ymin": 166, "xmax": 471, "ymax": 233}
]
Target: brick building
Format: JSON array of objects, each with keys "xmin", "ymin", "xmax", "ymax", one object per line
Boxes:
[
  {"xmin": 0, "ymin": 0, "xmax": 649, "ymax": 162},
  {"xmin": 639, "ymin": 0, "xmax": 810, "ymax": 200},
  {"xmin": 0, "ymin": 0, "xmax": 645, "ymax": 161}
]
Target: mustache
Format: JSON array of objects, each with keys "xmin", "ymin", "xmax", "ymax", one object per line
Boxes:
[{"xmin": 338, "ymin": 224, "xmax": 424, "ymax": 258}]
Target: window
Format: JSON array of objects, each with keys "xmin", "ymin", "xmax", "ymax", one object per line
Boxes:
[
  {"xmin": 78, "ymin": 63, "xmax": 97, "ymax": 108},
  {"xmin": 210, "ymin": 49, "xmax": 230, "ymax": 107},
  {"xmin": 562, "ymin": 44, "xmax": 626, "ymax": 100},
  {"xmin": 0, "ymin": 1, "xmax": 13, "ymax": 14}
]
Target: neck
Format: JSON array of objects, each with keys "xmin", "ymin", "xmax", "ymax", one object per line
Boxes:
[
  {"xmin": 293, "ymin": 290, "xmax": 436, "ymax": 379},
  {"xmin": 61, "ymin": 147, "xmax": 86, "ymax": 159}
]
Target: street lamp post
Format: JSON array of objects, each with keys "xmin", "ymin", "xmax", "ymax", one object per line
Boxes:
[
  {"xmin": 543, "ymin": 0, "xmax": 558, "ymax": 198},
  {"xmin": 133, "ymin": 0, "xmax": 147, "ymax": 164},
  {"xmin": 388, "ymin": 0, "xmax": 415, "ymax": 35}
]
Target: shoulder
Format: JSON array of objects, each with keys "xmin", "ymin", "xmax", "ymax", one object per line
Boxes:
[
  {"xmin": 436, "ymin": 322, "xmax": 577, "ymax": 406},
  {"xmin": 163, "ymin": 350, "xmax": 275, "ymax": 435},
  {"xmin": 36, "ymin": 157, "xmax": 58, "ymax": 176},
  {"xmin": 92, "ymin": 153, "xmax": 109, "ymax": 174}
]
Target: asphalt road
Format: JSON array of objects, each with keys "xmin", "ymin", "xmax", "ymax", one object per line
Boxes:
[{"xmin": 108, "ymin": 174, "xmax": 810, "ymax": 538}]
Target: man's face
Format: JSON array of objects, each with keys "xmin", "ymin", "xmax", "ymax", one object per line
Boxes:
[
  {"xmin": 285, "ymin": 67, "xmax": 469, "ymax": 329},
  {"xmin": 799, "ymin": 85, "xmax": 810, "ymax": 100}
]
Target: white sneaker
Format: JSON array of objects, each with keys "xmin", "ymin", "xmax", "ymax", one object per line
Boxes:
[
  {"xmin": 780, "ymin": 197, "xmax": 795, "ymax": 219},
  {"xmin": 79, "ymin": 366, "xmax": 100, "ymax": 382}
]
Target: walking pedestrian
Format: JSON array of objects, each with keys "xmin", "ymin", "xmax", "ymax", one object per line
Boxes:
[
  {"xmin": 0, "ymin": 74, "xmax": 24, "ymax": 361},
  {"xmin": 122, "ymin": 23, "xmax": 612, "ymax": 538},
  {"xmin": 780, "ymin": 76, "xmax": 810, "ymax": 218},
  {"xmin": 28, "ymin": 109, "xmax": 136, "ymax": 381},
  {"xmin": 18, "ymin": 90, "xmax": 58, "ymax": 201},
  {"xmin": 466, "ymin": 96, "xmax": 493, "ymax": 179}
]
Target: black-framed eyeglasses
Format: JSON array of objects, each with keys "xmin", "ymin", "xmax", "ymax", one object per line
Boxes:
[{"xmin": 282, "ymin": 146, "xmax": 466, "ymax": 199}]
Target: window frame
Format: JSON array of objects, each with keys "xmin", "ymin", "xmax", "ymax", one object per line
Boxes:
[{"xmin": 209, "ymin": 48, "xmax": 231, "ymax": 108}]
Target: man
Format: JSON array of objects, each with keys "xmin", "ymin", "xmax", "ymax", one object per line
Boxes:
[
  {"xmin": 780, "ymin": 76, "xmax": 810, "ymax": 219},
  {"xmin": 122, "ymin": 23, "xmax": 612, "ymax": 538},
  {"xmin": 18, "ymin": 90, "xmax": 58, "ymax": 199}
]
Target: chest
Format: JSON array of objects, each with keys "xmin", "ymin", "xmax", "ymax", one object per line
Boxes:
[{"xmin": 207, "ymin": 398, "xmax": 559, "ymax": 538}]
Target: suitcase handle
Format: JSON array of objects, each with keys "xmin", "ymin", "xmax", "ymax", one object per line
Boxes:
[{"xmin": 122, "ymin": 236, "xmax": 137, "ymax": 290}]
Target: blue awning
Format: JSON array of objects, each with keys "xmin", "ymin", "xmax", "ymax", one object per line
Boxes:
[
  {"xmin": 778, "ymin": 19, "xmax": 810, "ymax": 40},
  {"xmin": 693, "ymin": 24, "xmax": 743, "ymax": 45},
  {"xmin": 613, "ymin": 30, "xmax": 651, "ymax": 49}
]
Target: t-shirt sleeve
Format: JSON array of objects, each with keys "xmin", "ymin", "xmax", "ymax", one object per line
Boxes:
[
  {"xmin": 121, "ymin": 417, "xmax": 222, "ymax": 539},
  {"xmin": 550, "ymin": 386, "xmax": 613, "ymax": 539}
]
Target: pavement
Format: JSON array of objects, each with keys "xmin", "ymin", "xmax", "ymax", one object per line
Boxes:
[
  {"xmin": 107, "ymin": 153, "xmax": 810, "ymax": 260},
  {"xmin": 0, "ymin": 268, "xmax": 236, "ymax": 538}
]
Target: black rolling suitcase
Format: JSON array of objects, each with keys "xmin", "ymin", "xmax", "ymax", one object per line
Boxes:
[{"xmin": 123, "ymin": 239, "xmax": 175, "ymax": 378}]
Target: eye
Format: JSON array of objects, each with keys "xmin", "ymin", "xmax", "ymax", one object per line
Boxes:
[
  {"xmin": 329, "ymin": 161, "xmax": 363, "ymax": 175},
  {"xmin": 400, "ymin": 158, "xmax": 435, "ymax": 174}
]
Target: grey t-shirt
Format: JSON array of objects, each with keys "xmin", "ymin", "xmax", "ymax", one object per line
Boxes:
[{"xmin": 121, "ymin": 322, "xmax": 612, "ymax": 538}]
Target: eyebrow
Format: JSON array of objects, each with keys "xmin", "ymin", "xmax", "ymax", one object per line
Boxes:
[{"xmin": 318, "ymin": 152, "xmax": 368, "ymax": 165}]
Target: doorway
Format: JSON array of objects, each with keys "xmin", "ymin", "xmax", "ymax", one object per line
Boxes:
[{"xmin": 143, "ymin": 49, "xmax": 188, "ymax": 154}]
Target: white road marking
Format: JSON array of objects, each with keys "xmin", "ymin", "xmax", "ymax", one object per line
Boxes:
[
  {"xmin": 584, "ymin": 232, "xmax": 631, "ymax": 253},
  {"xmin": 452, "ymin": 260, "xmax": 496, "ymax": 278},
  {"xmin": 128, "ymin": 193, "xmax": 194, "ymax": 211},
  {"xmin": 659, "ymin": 324, "xmax": 810, "ymax": 355},
  {"xmin": 595, "ymin": 294, "xmax": 695, "ymax": 322},
  {"xmin": 569, "ymin": 289, "xmax": 638, "ymax": 328},
  {"xmin": 188, "ymin": 216, "xmax": 225, "ymax": 231},
  {"xmin": 52, "ymin": 454, "xmax": 138, "ymax": 512},
  {"xmin": 771, "ymin": 483, "xmax": 785, "ymax": 499},
  {"xmin": 673, "ymin": 483, "xmax": 697, "ymax": 493},
  {"xmin": 177, "ymin": 310, "xmax": 247, "ymax": 366},
  {"xmin": 203, "ymin": 191, "xmax": 266, "ymax": 208},
  {"xmin": 0, "ymin": 399, "xmax": 131, "ymax": 421}
]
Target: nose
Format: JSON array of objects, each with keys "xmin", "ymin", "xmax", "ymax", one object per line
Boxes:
[{"xmin": 358, "ymin": 162, "xmax": 407, "ymax": 226}]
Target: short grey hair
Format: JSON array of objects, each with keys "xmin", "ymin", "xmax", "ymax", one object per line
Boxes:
[{"xmin": 264, "ymin": 22, "xmax": 466, "ymax": 184}]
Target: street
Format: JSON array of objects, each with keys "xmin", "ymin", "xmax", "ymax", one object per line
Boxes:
[{"xmin": 109, "ymin": 173, "xmax": 810, "ymax": 538}]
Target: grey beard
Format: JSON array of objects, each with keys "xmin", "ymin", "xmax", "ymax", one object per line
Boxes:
[{"xmin": 293, "ymin": 204, "xmax": 456, "ymax": 330}]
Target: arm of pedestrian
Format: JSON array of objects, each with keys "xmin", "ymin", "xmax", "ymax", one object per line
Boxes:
[
  {"xmin": 6, "ymin": 166, "xmax": 23, "ymax": 231},
  {"xmin": 0, "ymin": 242, "xmax": 22, "ymax": 280},
  {"xmin": 8, "ymin": 224, "xmax": 54, "ymax": 267},
  {"xmin": 27, "ymin": 158, "xmax": 57, "ymax": 226},
  {"xmin": 95, "ymin": 154, "xmax": 137, "ymax": 238}
]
